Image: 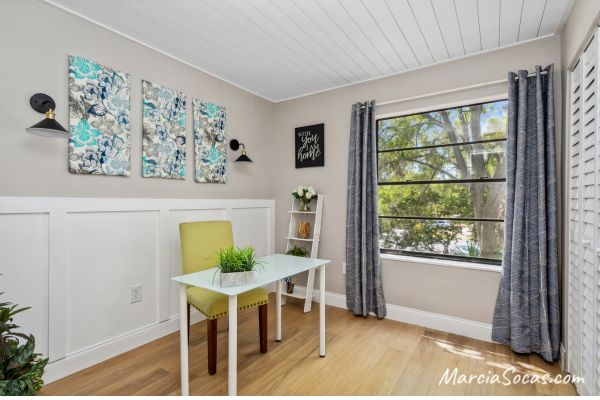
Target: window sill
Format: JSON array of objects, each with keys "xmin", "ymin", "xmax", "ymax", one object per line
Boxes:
[{"xmin": 380, "ymin": 253, "xmax": 502, "ymax": 273}]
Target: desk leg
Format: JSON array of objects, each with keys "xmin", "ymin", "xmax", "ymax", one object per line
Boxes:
[
  {"xmin": 228, "ymin": 295, "xmax": 237, "ymax": 396},
  {"xmin": 319, "ymin": 265, "xmax": 326, "ymax": 357},
  {"xmin": 179, "ymin": 284, "xmax": 189, "ymax": 395},
  {"xmin": 276, "ymin": 279, "xmax": 282, "ymax": 341}
]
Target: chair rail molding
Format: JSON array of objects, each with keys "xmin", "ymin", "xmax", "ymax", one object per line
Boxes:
[{"xmin": 0, "ymin": 196, "xmax": 275, "ymax": 383}]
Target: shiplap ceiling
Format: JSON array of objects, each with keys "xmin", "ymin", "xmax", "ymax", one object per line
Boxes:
[{"xmin": 47, "ymin": 0, "xmax": 573, "ymax": 102}]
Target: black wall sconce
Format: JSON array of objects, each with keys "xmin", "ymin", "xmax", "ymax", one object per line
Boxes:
[
  {"xmin": 27, "ymin": 93, "xmax": 69, "ymax": 137},
  {"xmin": 229, "ymin": 139, "xmax": 253, "ymax": 163}
]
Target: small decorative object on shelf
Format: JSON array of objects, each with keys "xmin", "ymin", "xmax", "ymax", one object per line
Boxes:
[
  {"xmin": 214, "ymin": 246, "xmax": 263, "ymax": 287},
  {"xmin": 297, "ymin": 221, "xmax": 311, "ymax": 239},
  {"xmin": 0, "ymin": 293, "xmax": 48, "ymax": 395},
  {"xmin": 283, "ymin": 276, "xmax": 296, "ymax": 293},
  {"xmin": 292, "ymin": 186, "xmax": 317, "ymax": 212}
]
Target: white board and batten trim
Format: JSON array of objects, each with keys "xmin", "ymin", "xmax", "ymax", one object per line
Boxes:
[
  {"xmin": 44, "ymin": 310, "xmax": 206, "ymax": 383},
  {"xmin": 292, "ymin": 285, "xmax": 492, "ymax": 343},
  {"xmin": 0, "ymin": 196, "xmax": 275, "ymax": 384},
  {"xmin": 2, "ymin": 196, "xmax": 493, "ymax": 383}
]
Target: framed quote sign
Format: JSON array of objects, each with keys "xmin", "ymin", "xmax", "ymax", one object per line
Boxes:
[{"xmin": 295, "ymin": 123, "xmax": 324, "ymax": 168}]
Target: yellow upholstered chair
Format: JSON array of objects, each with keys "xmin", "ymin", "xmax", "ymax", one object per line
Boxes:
[{"xmin": 179, "ymin": 220, "xmax": 268, "ymax": 375}]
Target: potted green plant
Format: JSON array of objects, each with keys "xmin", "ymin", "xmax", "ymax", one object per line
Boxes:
[
  {"xmin": 286, "ymin": 245, "xmax": 309, "ymax": 258},
  {"xmin": 292, "ymin": 186, "xmax": 317, "ymax": 212},
  {"xmin": 215, "ymin": 246, "xmax": 263, "ymax": 287},
  {"xmin": 0, "ymin": 294, "xmax": 48, "ymax": 395},
  {"xmin": 284, "ymin": 246, "xmax": 310, "ymax": 293}
]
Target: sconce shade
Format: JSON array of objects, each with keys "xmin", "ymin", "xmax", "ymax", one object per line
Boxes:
[
  {"xmin": 27, "ymin": 93, "xmax": 69, "ymax": 137},
  {"xmin": 229, "ymin": 139, "xmax": 253, "ymax": 163},
  {"xmin": 235, "ymin": 153, "xmax": 253, "ymax": 163},
  {"xmin": 27, "ymin": 115, "xmax": 69, "ymax": 137}
]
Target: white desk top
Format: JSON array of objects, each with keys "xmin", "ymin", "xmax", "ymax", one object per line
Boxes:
[{"xmin": 171, "ymin": 253, "xmax": 331, "ymax": 296}]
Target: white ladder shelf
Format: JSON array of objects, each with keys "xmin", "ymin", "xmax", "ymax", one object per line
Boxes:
[{"xmin": 284, "ymin": 194, "xmax": 323, "ymax": 312}]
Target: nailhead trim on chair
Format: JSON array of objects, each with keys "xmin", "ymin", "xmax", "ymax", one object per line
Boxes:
[{"xmin": 192, "ymin": 299, "xmax": 269, "ymax": 320}]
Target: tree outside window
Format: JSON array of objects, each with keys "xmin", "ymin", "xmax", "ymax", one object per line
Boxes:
[{"xmin": 377, "ymin": 100, "xmax": 507, "ymax": 264}]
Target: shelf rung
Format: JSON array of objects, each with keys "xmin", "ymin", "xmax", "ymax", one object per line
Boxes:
[
  {"xmin": 285, "ymin": 236, "xmax": 319, "ymax": 242},
  {"xmin": 282, "ymin": 291, "xmax": 306, "ymax": 299}
]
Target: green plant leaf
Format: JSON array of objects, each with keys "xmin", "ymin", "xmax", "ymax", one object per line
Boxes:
[
  {"xmin": 0, "ymin": 291, "xmax": 47, "ymax": 395},
  {"xmin": 215, "ymin": 246, "xmax": 262, "ymax": 274},
  {"xmin": 286, "ymin": 245, "xmax": 309, "ymax": 257},
  {"xmin": 7, "ymin": 335, "xmax": 35, "ymax": 371}
]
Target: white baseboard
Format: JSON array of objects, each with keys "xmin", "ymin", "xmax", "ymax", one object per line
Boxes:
[
  {"xmin": 384, "ymin": 303, "xmax": 492, "ymax": 342},
  {"xmin": 289, "ymin": 285, "xmax": 347, "ymax": 308},
  {"xmin": 46, "ymin": 286, "xmax": 491, "ymax": 384},
  {"xmin": 291, "ymin": 285, "xmax": 492, "ymax": 342},
  {"xmin": 44, "ymin": 311, "xmax": 205, "ymax": 384}
]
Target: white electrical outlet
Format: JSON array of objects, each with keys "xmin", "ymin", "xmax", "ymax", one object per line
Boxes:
[
  {"xmin": 342, "ymin": 262, "xmax": 346, "ymax": 275},
  {"xmin": 130, "ymin": 285, "xmax": 142, "ymax": 303}
]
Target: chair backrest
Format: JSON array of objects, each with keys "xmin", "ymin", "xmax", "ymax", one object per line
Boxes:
[{"xmin": 179, "ymin": 220, "xmax": 234, "ymax": 274}]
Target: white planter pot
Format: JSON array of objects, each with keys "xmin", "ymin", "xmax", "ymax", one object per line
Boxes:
[{"xmin": 219, "ymin": 271, "xmax": 254, "ymax": 287}]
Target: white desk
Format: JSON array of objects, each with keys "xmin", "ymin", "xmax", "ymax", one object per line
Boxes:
[{"xmin": 171, "ymin": 253, "xmax": 331, "ymax": 396}]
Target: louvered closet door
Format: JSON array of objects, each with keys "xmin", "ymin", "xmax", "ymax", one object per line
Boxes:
[
  {"xmin": 568, "ymin": 56, "xmax": 583, "ymax": 384},
  {"xmin": 580, "ymin": 34, "xmax": 598, "ymax": 396},
  {"xmin": 596, "ymin": 36, "xmax": 600, "ymax": 397},
  {"xmin": 568, "ymin": 30, "xmax": 600, "ymax": 396}
]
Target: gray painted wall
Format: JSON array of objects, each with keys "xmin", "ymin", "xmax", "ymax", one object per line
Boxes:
[
  {"xmin": 271, "ymin": 36, "xmax": 562, "ymax": 324},
  {"xmin": 0, "ymin": 0, "xmax": 275, "ymax": 199}
]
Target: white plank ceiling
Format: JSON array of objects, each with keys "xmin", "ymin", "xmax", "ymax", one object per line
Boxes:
[{"xmin": 47, "ymin": 0, "xmax": 573, "ymax": 102}]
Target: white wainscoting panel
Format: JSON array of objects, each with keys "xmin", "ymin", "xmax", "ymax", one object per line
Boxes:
[
  {"xmin": 231, "ymin": 207, "xmax": 271, "ymax": 256},
  {"xmin": 65, "ymin": 211, "xmax": 160, "ymax": 354},
  {"xmin": 0, "ymin": 196, "xmax": 275, "ymax": 383},
  {"xmin": 0, "ymin": 213, "xmax": 49, "ymax": 356}
]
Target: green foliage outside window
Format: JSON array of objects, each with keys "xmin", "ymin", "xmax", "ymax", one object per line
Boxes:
[{"xmin": 377, "ymin": 100, "xmax": 507, "ymax": 263}]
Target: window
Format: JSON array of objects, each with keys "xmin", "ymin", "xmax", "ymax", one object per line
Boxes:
[{"xmin": 377, "ymin": 100, "xmax": 508, "ymax": 265}]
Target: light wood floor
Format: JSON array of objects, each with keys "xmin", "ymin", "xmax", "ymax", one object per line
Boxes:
[{"xmin": 42, "ymin": 295, "xmax": 576, "ymax": 396}]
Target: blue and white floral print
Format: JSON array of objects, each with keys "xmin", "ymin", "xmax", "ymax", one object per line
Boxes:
[
  {"xmin": 193, "ymin": 100, "xmax": 227, "ymax": 183},
  {"xmin": 142, "ymin": 80, "xmax": 187, "ymax": 179},
  {"xmin": 68, "ymin": 55, "xmax": 130, "ymax": 176}
]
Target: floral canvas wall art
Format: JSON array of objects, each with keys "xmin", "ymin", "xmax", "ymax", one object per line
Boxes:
[
  {"xmin": 142, "ymin": 80, "xmax": 187, "ymax": 179},
  {"xmin": 193, "ymin": 100, "xmax": 227, "ymax": 183},
  {"xmin": 68, "ymin": 55, "xmax": 130, "ymax": 175}
]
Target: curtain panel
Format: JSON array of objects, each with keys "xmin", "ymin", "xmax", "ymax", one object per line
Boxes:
[
  {"xmin": 492, "ymin": 65, "xmax": 560, "ymax": 362},
  {"xmin": 346, "ymin": 100, "xmax": 386, "ymax": 318}
]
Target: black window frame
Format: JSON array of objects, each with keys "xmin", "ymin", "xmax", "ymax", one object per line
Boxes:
[{"xmin": 376, "ymin": 99, "xmax": 508, "ymax": 266}]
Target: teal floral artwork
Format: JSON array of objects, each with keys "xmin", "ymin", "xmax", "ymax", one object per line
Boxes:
[
  {"xmin": 193, "ymin": 99, "xmax": 227, "ymax": 183},
  {"xmin": 68, "ymin": 55, "xmax": 130, "ymax": 175},
  {"xmin": 142, "ymin": 80, "xmax": 187, "ymax": 179}
]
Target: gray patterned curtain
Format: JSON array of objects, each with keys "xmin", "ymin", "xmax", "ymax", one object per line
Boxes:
[
  {"xmin": 492, "ymin": 65, "xmax": 560, "ymax": 362},
  {"xmin": 346, "ymin": 100, "xmax": 386, "ymax": 318}
]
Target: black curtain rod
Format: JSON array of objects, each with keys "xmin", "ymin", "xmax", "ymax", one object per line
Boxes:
[{"xmin": 359, "ymin": 69, "xmax": 548, "ymax": 108}]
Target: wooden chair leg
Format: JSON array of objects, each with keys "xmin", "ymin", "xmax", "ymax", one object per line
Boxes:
[
  {"xmin": 187, "ymin": 303, "xmax": 191, "ymax": 345},
  {"xmin": 259, "ymin": 304, "xmax": 267, "ymax": 353},
  {"xmin": 207, "ymin": 318, "xmax": 218, "ymax": 375}
]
